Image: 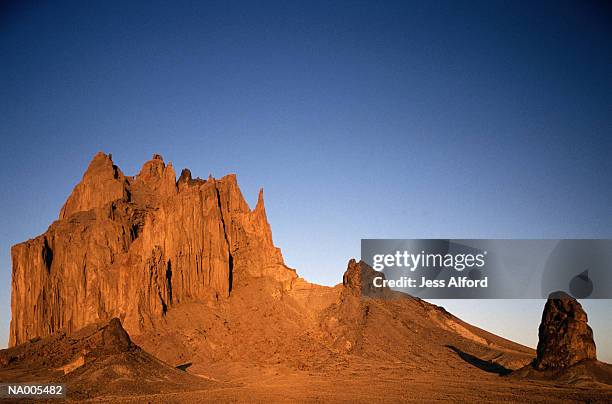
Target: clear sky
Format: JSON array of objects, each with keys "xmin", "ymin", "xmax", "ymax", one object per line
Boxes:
[{"xmin": 1, "ymin": 1, "xmax": 611, "ymax": 360}]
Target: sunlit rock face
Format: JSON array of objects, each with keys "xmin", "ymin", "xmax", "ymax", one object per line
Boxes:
[
  {"xmin": 532, "ymin": 291, "xmax": 597, "ymax": 370},
  {"xmin": 10, "ymin": 153, "xmax": 295, "ymax": 347}
]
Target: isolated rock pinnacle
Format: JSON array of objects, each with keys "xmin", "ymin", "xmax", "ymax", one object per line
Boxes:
[{"xmin": 533, "ymin": 291, "xmax": 596, "ymax": 370}]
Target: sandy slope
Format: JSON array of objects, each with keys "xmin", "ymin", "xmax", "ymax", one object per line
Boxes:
[
  {"xmin": 2, "ymin": 263, "xmax": 610, "ymax": 402},
  {"xmin": 125, "ymin": 268, "xmax": 609, "ymax": 403}
]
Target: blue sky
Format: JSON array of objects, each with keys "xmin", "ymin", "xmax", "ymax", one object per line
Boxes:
[{"xmin": 1, "ymin": 1, "xmax": 611, "ymax": 359}]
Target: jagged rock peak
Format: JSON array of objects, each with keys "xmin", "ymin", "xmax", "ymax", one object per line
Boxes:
[
  {"xmin": 254, "ymin": 188, "xmax": 266, "ymax": 212},
  {"xmin": 342, "ymin": 259, "xmax": 361, "ymax": 290},
  {"xmin": 94, "ymin": 151, "xmax": 113, "ymax": 162},
  {"xmin": 133, "ymin": 153, "xmax": 177, "ymax": 198},
  {"xmin": 178, "ymin": 168, "xmax": 192, "ymax": 183},
  {"xmin": 532, "ymin": 291, "xmax": 597, "ymax": 370},
  {"xmin": 59, "ymin": 151, "xmax": 129, "ymax": 219},
  {"xmin": 177, "ymin": 168, "xmax": 208, "ymax": 189},
  {"xmin": 136, "ymin": 153, "xmax": 169, "ymax": 179},
  {"xmin": 342, "ymin": 259, "xmax": 395, "ymax": 299}
]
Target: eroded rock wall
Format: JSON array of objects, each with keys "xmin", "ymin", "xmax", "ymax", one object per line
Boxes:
[{"xmin": 10, "ymin": 153, "xmax": 295, "ymax": 346}]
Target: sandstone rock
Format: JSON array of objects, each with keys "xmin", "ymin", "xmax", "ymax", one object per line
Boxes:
[
  {"xmin": 0, "ymin": 351, "xmax": 14, "ymax": 367},
  {"xmin": 532, "ymin": 291, "xmax": 596, "ymax": 370},
  {"xmin": 342, "ymin": 259, "xmax": 393, "ymax": 298},
  {"xmin": 320, "ymin": 259, "xmax": 396, "ymax": 353},
  {"xmin": 342, "ymin": 259, "xmax": 362, "ymax": 292},
  {"xmin": 0, "ymin": 318, "xmax": 216, "ymax": 399},
  {"xmin": 59, "ymin": 152, "xmax": 130, "ymax": 219},
  {"xmin": 10, "ymin": 153, "xmax": 296, "ymax": 346},
  {"xmin": 101, "ymin": 318, "xmax": 133, "ymax": 353}
]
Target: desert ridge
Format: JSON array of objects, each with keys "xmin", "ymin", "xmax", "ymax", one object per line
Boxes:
[{"xmin": 1, "ymin": 153, "xmax": 610, "ymax": 402}]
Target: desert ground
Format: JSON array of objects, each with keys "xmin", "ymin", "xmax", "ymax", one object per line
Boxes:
[{"xmin": 2, "ymin": 154, "xmax": 610, "ymax": 402}]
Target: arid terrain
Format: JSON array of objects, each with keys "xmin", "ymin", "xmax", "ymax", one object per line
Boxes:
[{"xmin": 1, "ymin": 153, "xmax": 611, "ymax": 402}]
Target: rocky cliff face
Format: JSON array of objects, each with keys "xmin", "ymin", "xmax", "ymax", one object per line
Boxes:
[
  {"xmin": 10, "ymin": 153, "xmax": 296, "ymax": 347},
  {"xmin": 532, "ymin": 291, "xmax": 597, "ymax": 370}
]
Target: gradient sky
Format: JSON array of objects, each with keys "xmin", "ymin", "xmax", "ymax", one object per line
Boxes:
[{"xmin": 1, "ymin": 1, "xmax": 611, "ymax": 360}]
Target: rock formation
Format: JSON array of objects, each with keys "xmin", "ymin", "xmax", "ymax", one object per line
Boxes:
[
  {"xmin": 5, "ymin": 153, "xmax": 612, "ymax": 401},
  {"xmin": 0, "ymin": 317, "xmax": 218, "ymax": 400},
  {"xmin": 532, "ymin": 291, "xmax": 597, "ymax": 370},
  {"xmin": 342, "ymin": 258, "xmax": 396, "ymax": 298},
  {"xmin": 1, "ymin": 318, "xmax": 135, "ymax": 375},
  {"xmin": 10, "ymin": 152, "xmax": 296, "ymax": 346}
]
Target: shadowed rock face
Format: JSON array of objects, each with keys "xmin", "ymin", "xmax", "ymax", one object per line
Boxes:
[
  {"xmin": 101, "ymin": 318, "xmax": 133, "ymax": 353},
  {"xmin": 10, "ymin": 153, "xmax": 296, "ymax": 347},
  {"xmin": 0, "ymin": 318, "xmax": 134, "ymax": 374},
  {"xmin": 0, "ymin": 318, "xmax": 219, "ymax": 400},
  {"xmin": 533, "ymin": 291, "xmax": 596, "ymax": 370}
]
